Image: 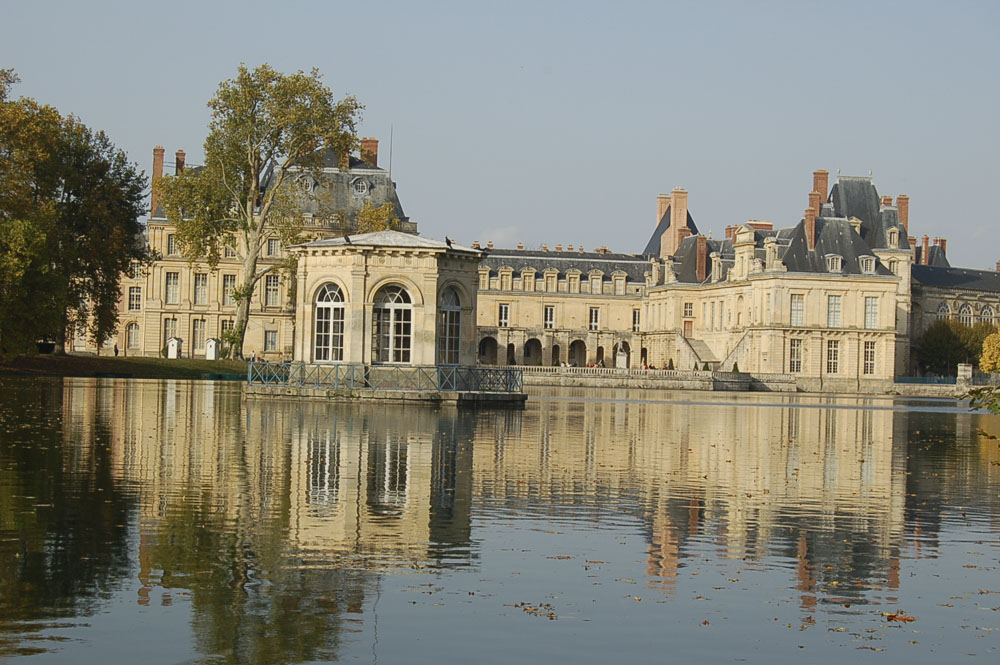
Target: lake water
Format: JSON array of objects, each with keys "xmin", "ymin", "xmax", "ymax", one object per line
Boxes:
[{"xmin": 0, "ymin": 378, "xmax": 998, "ymax": 664}]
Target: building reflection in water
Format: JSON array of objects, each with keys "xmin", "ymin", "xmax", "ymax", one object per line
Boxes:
[{"xmin": 2, "ymin": 378, "xmax": 999, "ymax": 661}]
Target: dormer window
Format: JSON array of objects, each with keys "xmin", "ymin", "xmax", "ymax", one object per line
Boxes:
[
  {"xmin": 859, "ymin": 256, "xmax": 876, "ymax": 274},
  {"xmin": 887, "ymin": 228, "xmax": 899, "ymax": 248},
  {"xmin": 826, "ymin": 255, "xmax": 843, "ymax": 273},
  {"xmin": 352, "ymin": 179, "xmax": 369, "ymax": 196}
]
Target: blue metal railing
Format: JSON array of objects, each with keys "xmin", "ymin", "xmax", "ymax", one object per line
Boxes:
[
  {"xmin": 894, "ymin": 376, "xmax": 957, "ymax": 385},
  {"xmin": 248, "ymin": 360, "xmax": 523, "ymax": 393}
]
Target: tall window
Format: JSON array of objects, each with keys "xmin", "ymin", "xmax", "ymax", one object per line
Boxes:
[
  {"xmin": 166, "ymin": 234, "xmax": 177, "ymax": 255},
  {"xmin": 164, "ymin": 272, "xmax": 179, "ymax": 304},
  {"xmin": 194, "ymin": 273, "xmax": 208, "ymax": 305},
  {"xmin": 224, "ymin": 243, "xmax": 237, "ymax": 258},
  {"xmin": 936, "ymin": 302, "xmax": 950, "ymax": 320},
  {"xmin": 126, "ymin": 323, "xmax": 140, "ymax": 350},
  {"xmin": 790, "ymin": 294, "xmax": 804, "ymax": 326},
  {"xmin": 192, "ymin": 319, "xmax": 206, "ymax": 351},
  {"xmin": 683, "ymin": 302, "xmax": 693, "ymax": 317},
  {"xmin": 959, "ymin": 304, "xmax": 973, "ymax": 325},
  {"xmin": 863, "ymin": 341, "xmax": 876, "ymax": 375},
  {"xmin": 632, "ymin": 309, "xmax": 641, "ymax": 332},
  {"xmin": 789, "ymin": 339, "xmax": 802, "ymax": 373},
  {"xmin": 372, "ymin": 285, "xmax": 412, "ymax": 363},
  {"xmin": 264, "ymin": 330, "xmax": 277, "ymax": 352},
  {"xmin": 221, "ymin": 319, "xmax": 233, "ymax": 336},
  {"xmin": 827, "ymin": 295, "xmax": 842, "ymax": 328},
  {"xmin": 438, "ymin": 287, "xmax": 461, "ymax": 365},
  {"xmin": 981, "ymin": 306, "xmax": 996, "ymax": 326},
  {"xmin": 264, "ymin": 274, "xmax": 280, "ymax": 307},
  {"xmin": 589, "ymin": 307, "xmax": 600, "ymax": 331},
  {"xmin": 162, "ymin": 318, "xmax": 177, "ymax": 346},
  {"xmin": 128, "ymin": 287, "xmax": 142, "ymax": 311},
  {"xmin": 223, "ymin": 274, "xmax": 236, "ymax": 306},
  {"xmin": 314, "ymin": 283, "xmax": 345, "ymax": 362},
  {"xmin": 544, "ymin": 305, "xmax": 555, "ymax": 330},
  {"xmin": 826, "ymin": 340, "xmax": 839, "ymax": 374},
  {"xmin": 864, "ymin": 297, "xmax": 879, "ymax": 329},
  {"xmin": 498, "ymin": 303, "xmax": 509, "ymax": 328},
  {"xmin": 129, "ymin": 262, "xmax": 143, "ymax": 279},
  {"xmin": 266, "ymin": 238, "xmax": 280, "ymax": 257},
  {"xmin": 545, "ymin": 274, "xmax": 556, "ymax": 292},
  {"xmin": 710, "ymin": 302, "xmax": 716, "ymax": 330},
  {"xmin": 590, "ymin": 277, "xmax": 601, "ymax": 294}
]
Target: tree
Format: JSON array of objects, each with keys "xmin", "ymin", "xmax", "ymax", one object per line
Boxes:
[
  {"xmin": 914, "ymin": 319, "xmax": 985, "ymax": 375},
  {"xmin": 160, "ymin": 64, "xmax": 361, "ymax": 358},
  {"xmin": 0, "ymin": 70, "xmax": 147, "ymax": 356},
  {"xmin": 351, "ymin": 199, "xmax": 398, "ymax": 234},
  {"xmin": 981, "ymin": 331, "xmax": 1000, "ymax": 373}
]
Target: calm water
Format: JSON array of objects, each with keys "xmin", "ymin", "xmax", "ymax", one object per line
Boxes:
[{"xmin": 1, "ymin": 379, "xmax": 998, "ymax": 664}]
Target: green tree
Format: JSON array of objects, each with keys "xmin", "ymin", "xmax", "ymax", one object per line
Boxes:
[
  {"xmin": 0, "ymin": 71, "xmax": 147, "ymax": 356},
  {"xmin": 160, "ymin": 64, "xmax": 361, "ymax": 358},
  {"xmin": 351, "ymin": 199, "xmax": 398, "ymax": 233},
  {"xmin": 914, "ymin": 319, "xmax": 982, "ymax": 375},
  {"xmin": 981, "ymin": 331, "xmax": 1000, "ymax": 373}
]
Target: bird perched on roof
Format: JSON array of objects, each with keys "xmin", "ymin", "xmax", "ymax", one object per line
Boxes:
[
  {"xmin": 342, "ymin": 230, "xmax": 352, "ymax": 244},
  {"xmin": 445, "ymin": 236, "xmax": 453, "ymax": 248}
]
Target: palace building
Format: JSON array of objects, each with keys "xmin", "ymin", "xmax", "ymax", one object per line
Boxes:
[{"xmin": 102, "ymin": 147, "xmax": 999, "ymax": 391}]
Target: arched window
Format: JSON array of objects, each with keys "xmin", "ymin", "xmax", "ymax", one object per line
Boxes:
[
  {"xmin": 959, "ymin": 303, "xmax": 973, "ymax": 326},
  {"xmin": 438, "ymin": 287, "xmax": 461, "ymax": 365},
  {"xmin": 126, "ymin": 323, "xmax": 140, "ymax": 350},
  {"xmin": 980, "ymin": 305, "xmax": 995, "ymax": 326},
  {"xmin": 314, "ymin": 283, "xmax": 345, "ymax": 361},
  {"xmin": 936, "ymin": 302, "xmax": 950, "ymax": 320},
  {"xmin": 373, "ymin": 285, "xmax": 412, "ymax": 363}
]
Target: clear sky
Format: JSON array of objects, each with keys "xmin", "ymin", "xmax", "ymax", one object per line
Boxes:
[{"xmin": 3, "ymin": 0, "xmax": 998, "ymax": 268}]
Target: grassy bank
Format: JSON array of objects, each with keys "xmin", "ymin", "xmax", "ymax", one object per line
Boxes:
[{"xmin": 0, "ymin": 354, "xmax": 248, "ymax": 380}]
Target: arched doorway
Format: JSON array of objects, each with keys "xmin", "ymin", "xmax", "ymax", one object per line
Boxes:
[
  {"xmin": 437, "ymin": 286, "xmax": 461, "ymax": 365},
  {"xmin": 372, "ymin": 285, "xmax": 412, "ymax": 363},
  {"xmin": 550, "ymin": 344, "xmax": 561, "ymax": 366},
  {"xmin": 506, "ymin": 343, "xmax": 516, "ymax": 365},
  {"xmin": 524, "ymin": 338, "xmax": 543, "ymax": 366},
  {"xmin": 641, "ymin": 347, "xmax": 648, "ymax": 367},
  {"xmin": 595, "ymin": 346, "xmax": 605, "ymax": 367},
  {"xmin": 479, "ymin": 336, "xmax": 498, "ymax": 365},
  {"xmin": 568, "ymin": 340, "xmax": 586, "ymax": 367},
  {"xmin": 314, "ymin": 282, "xmax": 345, "ymax": 361}
]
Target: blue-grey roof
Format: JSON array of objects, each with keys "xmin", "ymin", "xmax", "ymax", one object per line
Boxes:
[
  {"xmin": 912, "ymin": 265, "xmax": 1000, "ymax": 292},
  {"xmin": 641, "ymin": 205, "xmax": 699, "ymax": 255},
  {"xmin": 830, "ymin": 176, "xmax": 880, "ymax": 232},
  {"xmin": 779, "ymin": 217, "xmax": 892, "ymax": 275},
  {"xmin": 914, "ymin": 244, "xmax": 951, "ymax": 268},
  {"xmin": 481, "ymin": 248, "xmax": 651, "ymax": 283}
]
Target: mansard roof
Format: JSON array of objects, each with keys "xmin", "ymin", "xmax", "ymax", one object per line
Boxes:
[
  {"xmin": 641, "ymin": 206, "xmax": 699, "ymax": 255},
  {"xmin": 914, "ymin": 244, "xmax": 951, "ymax": 268},
  {"xmin": 298, "ymin": 229, "xmax": 477, "ymax": 254},
  {"xmin": 830, "ymin": 176, "xmax": 880, "ymax": 231},
  {"xmin": 779, "ymin": 217, "xmax": 892, "ymax": 275},
  {"xmin": 480, "ymin": 248, "xmax": 650, "ymax": 283},
  {"xmin": 912, "ymin": 265, "xmax": 1000, "ymax": 292}
]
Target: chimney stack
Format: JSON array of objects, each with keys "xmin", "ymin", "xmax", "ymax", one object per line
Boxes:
[
  {"xmin": 360, "ymin": 137, "xmax": 379, "ymax": 167},
  {"xmin": 567, "ymin": 245, "xmax": 574, "ymax": 251},
  {"xmin": 996, "ymin": 259, "xmax": 1000, "ymax": 273},
  {"xmin": 695, "ymin": 235, "xmax": 708, "ymax": 282},
  {"xmin": 896, "ymin": 195, "xmax": 909, "ymax": 232},
  {"xmin": 151, "ymin": 146, "xmax": 165, "ymax": 216},
  {"xmin": 174, "ymin": 149, "xmax": 185, "ymax": 174},
  {"xmin": 541, "ymin": 244, "xmax": 548, "ymax": 251},
  {"xmin": 487, "ymin": 241, "xmax": 494, "ymax": 250},
  {"xmin": 921, "ymin": 235, "xmax": 930, "ymax": 265},
  {"xmin": 555, "ymin": 244, "xmax": 563, "ymax": 252},
  {"xmin": 812, "ymin": 169, "xmax": 829, "ymax": 204},
  {"xmin": 804, "ymin": 207, "xmax": 816, "ymax": 250},
  {"xmin": 725, "ymin": 225, "xmax": 735, "ymax": 240},
  {"xmin": 472, "ymin": 241, "xmax": 481, "ymax": 249},
  {"xmin": 939, "ymin": 237, "xmax": 947, "ymax": 256},
  {"xmin": 808, "ymin": 190, "xmax": 821, "ymax": 217},
  {"xmin": 880, "ymin": 195, "xmax": 892, "ymax": 207},
  {"xmin": 660, "ymin": 187, "xmax": 688, "ymax": 259},
  {"xmin": 657, "ymin": 194, "xmax": 671, "ymax": 225},
  {"xmin": 579, "ymin": 246, "xmax": 584, "ymax": 253},
  {"xmin": 516, "ymin": 242, "xmax": 524, "ymax": 250}
]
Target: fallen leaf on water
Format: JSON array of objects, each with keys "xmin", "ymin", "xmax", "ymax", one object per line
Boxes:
[{"xmin": 883, "ymin": 611, "xmax": 916, "ymax": 623}]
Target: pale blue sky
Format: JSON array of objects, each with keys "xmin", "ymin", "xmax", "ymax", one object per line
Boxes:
[{"xmin": 3, "ymin": 0, "xmax": 998, "ymax": 268}]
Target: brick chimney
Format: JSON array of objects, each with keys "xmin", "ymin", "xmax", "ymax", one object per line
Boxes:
[
  {"xmin": 555, "ymin": 244, "xmax": 563, "ymax": 252},
  {"xmin": 939, "ymin": 237, "xmax": 947, "ymax": 256},
  {"xmin": 516, "ymin": 242, "xmax": 524, "ymax": 250},
  {"xmin": 360, "ymin": 137, "xmax": 378, "ymax": 166},
  {"xmin": 151, "ymin": 146, "xmax": 165, "ymax": 216},
  {"xmin": 660, "ymin": 187, "xmax": 688, "ymax": 259},
  {"xmin": 657, "ymin": 193, "xmax": 671, "ymax": 225},
  {"xmin": 896, "ymin": 195, "xmax": 909, "ymax": 232},
  {"xmin": 725, "ymin": 225, "xmax": 735, "ymax": 240},
  {"xmin": 174, "ymin": 149, "xmax": 185, "ymax": 174},
  {"xmin": 541, "ymin": 244, "xmax": 548, "ymax": 251},
  {"xmin": 695, "ymin": 235, "xmax": 708, "ymax": 282},
  {"xmin": 472, "ymin": 241, "xmax": 481, "ymax": 249},
  {"xmin": 996, "ymin": 259, "xmax": 1000, "ymax": 273},
  {"xmin": 579, "ymin": 246, "xmax": 584, "ymax": 253},
  {"xmin": 487, "ymin": 241, "xmax": 494, "ymax": 250},
  {"xmin": 567, "ymin": 245, "xmax": 574, "ymax": 251},
  {"xmin": 812, "ymin": 169, "xmax": 829, "ymax": 203},
  {"xmin": 804, "ymin": 207, "xmax": 816, "ymax": 251},
  {"xmin": 808, "ymin": 191, "xmax": 821, "ymax": 217},
  {"xmin": 880, "ymin": 195, "xmax": 892, "ymax": 207},
  {"xmin": 921, "ymin": 235, "xmax": 930, "ymax": 265}
]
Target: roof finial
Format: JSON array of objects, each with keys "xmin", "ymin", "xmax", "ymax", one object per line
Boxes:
[
  {"xmin": 868, "ymin": 169, "xmax": 873, "ymax": 177},
  {"xmin": 837, "ymin": 168, "xmax": 841, "ymax": 176}
]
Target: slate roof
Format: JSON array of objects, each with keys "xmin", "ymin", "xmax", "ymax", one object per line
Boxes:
[
  {"xmin": 641, "ymin": 205, "xmax": 700, "ymax": 255},
  {"xmin": 914, "ymin": 244, "xmax": 951, "ymax": 268},
  {"xmin": 912, "ymin": 265, "xmax": 1000, "ymax": 292},
  {"xmin": 480, "ymin": 248, "xmax": 651, "ymax": 283},
  {"xmin": 298, "ymin": 230, "xmax": 477, "ymax": 253},
  {"xmin": 671, "ymin": 236, "xmax": 731, "ymax": 283},
  {"xmin": 779, "ymin": 217, "xmax": 892, "ymax": 275},
  {"xmin": 830, "ymin": 176, "xmax": 880, "ymax": 232}
]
